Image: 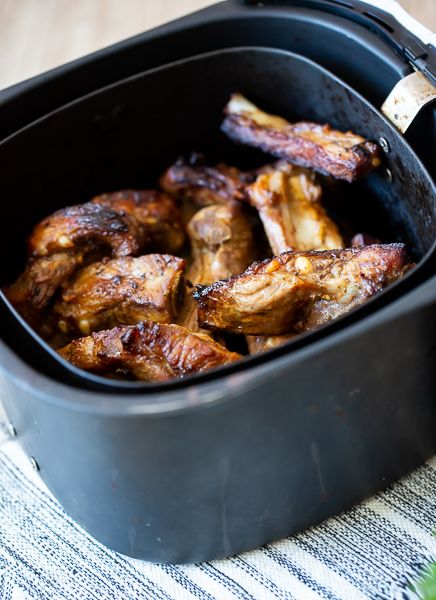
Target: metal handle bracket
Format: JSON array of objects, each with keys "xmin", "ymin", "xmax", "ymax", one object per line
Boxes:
[{"xmin": 381, "ymin": 71, "xmax": 436, "ymax": 133}]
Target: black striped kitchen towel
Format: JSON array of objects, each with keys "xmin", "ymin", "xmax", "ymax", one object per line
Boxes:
[{"xmin": 0, "ymin": 421, "xmax": 435, "ymax": 600}]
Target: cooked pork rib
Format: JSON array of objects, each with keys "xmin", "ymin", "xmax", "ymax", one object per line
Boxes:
[
  {"xmin": 91, "ymin": 190, "xmax": 184, "ymax": 254},
  {"xmin": 222, "ymin": 94, "xmax": 381, "ymax": 182},
  {"xmin": 187, "ymin": 203, "xmax": 256, "ymax": 284},
  {"xmin": 5, "ymin": 202, "xmax": 138, "ymax": 322},
  {"xmin": 29, "ymin": 202, "xmax": 143, "ymax": 259},
  {"xmin": 180, "ymin": 203, "xmax": 256, "ymax": 332},
  {"xmin": 4, "ymin": 252, "xmax": 82, "ymax": 325},
  {"xmin": 5, "ymin": 190, "xmax": 184, "ymax": 321},
  {"xmin": 53, "ymin": 254, "xmax": 185, "ymax": 335},
  {"xmin": 58, "ymin": 321, "xmax": 241, "ymax": 381},
  {"xmin": 248, "ymin": 168, "xmax": 344, "ymax": 255},
  {"xmin": 194, "ymin": 244, "xmax": 408, "ymax": 335},
  {"xmin": 160, "ymin": 154, "xmax": 253, "ymax": 206},
  {"xmin": 246, "ymin": 165, "xmax": 344, "ymax": 352}
]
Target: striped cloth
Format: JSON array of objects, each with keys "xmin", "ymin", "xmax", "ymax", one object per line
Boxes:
[{"xmin": 0, "ymin": 419, "xmax": 435, "ymax": 600}]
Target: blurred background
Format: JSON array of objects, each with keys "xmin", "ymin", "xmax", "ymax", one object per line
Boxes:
[{"xmin": 0, "ymin": 0, "xmax": 435, "ymax": 91}]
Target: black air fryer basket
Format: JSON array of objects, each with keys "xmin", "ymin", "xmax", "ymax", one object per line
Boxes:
[{"xmin": 0, "ymin": 0, "xmax": 435, "ymax": 564}]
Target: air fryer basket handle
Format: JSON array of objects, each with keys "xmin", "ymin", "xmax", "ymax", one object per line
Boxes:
[{"xmin": 238, "ymin": 0, "xmax": 436, "ymax": 85}]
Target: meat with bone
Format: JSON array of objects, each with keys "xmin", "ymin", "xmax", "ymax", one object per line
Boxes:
[
  {"xmin": 3, "ymin": 88, "xmax": 413, "ymax": 384},
  {"xmin": 53, "ymin": 254, "xmax": 185, "ymax": 336},
  {"xmin": 4, "ymin": 190, "xmax": 184, "ymax": 322},
  {"xmin": 3, "ymin": 252, "xmax": 83, "ymax": 325},
  {"xmin": 247, "ymin": 167, "xmax": 344, "ymax": 255},
  {"xmin": 160, "ymin": 154, "xmax": 254, "ymax": 206},
  {"xmin": 187, "ymin": 203, "xmax": 256, "ymax": 284},
  {"xmin": 4, "ymin": 202, "xmax": 137, "ymax": 323},
  {"xmin": 180, "ymin": 202, "xmax": 256, "ymax": 332},
  {"xmin": 58, "ymin": 321, "xmax": 241, "ymax": 381},
  {"xmin": 29, "ymin": 202, "xmax": 143, "ymax": 259},
  {"xmin": 222, "ymin": 94, "xmax": 381, "ymax": 182},
  {"xmin": 194, "ymin": 244, "xmax": 408, "ymax": 336},
  {"xmin": 91, "ymin": 189, "xmax": 185, "ymax": 254},
  {"xmin": 246, "ymin": 165, "xmax": 344, "ymax": 352}
]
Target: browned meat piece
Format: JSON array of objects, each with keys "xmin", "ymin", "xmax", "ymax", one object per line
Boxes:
[
  {"xmin": 29, "ymin": 190, "xmax": 184, "ymax": 260},
  {"xmin": 222, "ymin": 94, "xmax": 381, "ymax": 182},
  {"xmin": 246, "ymin": 164, "xmax": 343, "ymax": 353},
  {"xmin": 194, "ymin": 244, "xmax": 408, "ymax": 335},
  {"xmin": 351, "ymin": 232, "xmax": 381, "ymax": 246},
  {"xmin": 58, "ymin": 321, "xmax": 242, "ymax": 381},
  {"xmin": 5, "ymin": 190, "xmax": 185, "ymax": 321},
  {"xmin": 53, "ymin": 254, "xmax": 185, "ymax": 335},
  {"xmin": 29, "ymin": 202, "xmax": 142, "ymax": 259},
  {"xmin": 3, "ymin": 252, "xmax": 82, "ymax": 325},
  {"xmin": 180, "ymin": 203, "xmax": 256, "ymax": 332},
  {"xmin": 248, "ymin": 168, "xmax": 344, "ymax": 255},
  {"xmin": 5, "ymin": 202, "xmax": 136, "ymax": 321},
  {"xmin": 160, "ymin": 154, "xmax": 254, "ymax": 206},
  {"xmin": 92, "ymin": 189, "xmax": 184, "ymax": 253}
]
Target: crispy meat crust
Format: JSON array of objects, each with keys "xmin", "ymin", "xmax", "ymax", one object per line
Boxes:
[
  {"xmin": 222, "ymin": 94, "xmax": 381, "ymax": 182},
  {"xmin": 91, "ymin": 189, "xmax": 184, "ymax": 253},
  {"xmin": 53, "ymin": 254, "xmax": 185, "ymax": 335},
  {"xmin": 29, "ymin": 202, "xmax": 142, "ymax": 259},
  {"xmin": 248, "ymin": 168, "xmax": 344, "ymax": 255},
  {"xmin": 246, "ymin": 164, "xmax": 343, "ymax": 352},
  {"xmin": 3, "ymin": 252, "xmax": 82, "ymax": 324},
  {"xmin": 160, "ymin": 154, "xmax": 253, "ymax": 206},
  {"xmin": 194, "ymin": 244, "xmax": 408, "ymax": 335},
  {"xmin": 58, "ymin": 321, "xmax": 241, "ymax": 381},
  {"xmin": 5, "ymin": 190, "xmax": 185, "ymax": 319}
]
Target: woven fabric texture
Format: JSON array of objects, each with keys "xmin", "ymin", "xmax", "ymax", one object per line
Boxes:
[{"xmin": 0, "ymin": 421, "xmax": 435, "ymax": 600}]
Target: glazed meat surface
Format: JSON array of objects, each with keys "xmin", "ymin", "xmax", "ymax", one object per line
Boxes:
[
  {"xmin": 160, "ymin": 154, "xmax": 253, "ymax": 206},
  {"xmin": 5, "ymin": 202, "xmax": 136, "ymax": 320},
  {"xmin": 29, "ymin": 202, "xmax": 143, "ymax": 259},
  {"xmin": 58, "ymin": 321, "xmax": 241, "ymax": 381},
  {"xmin": 29, "ymin": 191, "xmax": 183, "ymax": 260},
  {"xmin": 248, "ymin": 167, "xmax": 344, "ymax": 255},
  {"xmin": 5, "ymin": 190, "xmax": 184, "ymax": 320},
  {"xmin": 4, "ymin": 252, "xmax": 82, "ymax": 325},
  {"xmin": 246, "ymin": 163, "xmax": 343, "ymax": 352},
  {"xmin": 222, "ymin": 94, "xmax": 381, "ymax": 182},
  {"xmin": 91, "ymin": 190, "xmax": 184, "ymax": 253},
  {"xmin": 195, "ymin": 244, "xmax": 408, "ymax": 335},
  {"xmin": 180, "ymin": 203, "xmax": 256, "ymax": 331},
  {"xmin": 53, "ymin": 254, "xmax": 185, "ymax": 335}
]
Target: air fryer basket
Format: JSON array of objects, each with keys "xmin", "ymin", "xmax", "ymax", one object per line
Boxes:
[
  {"xmin": 0, "ymin": 47, "xmax": 434, "ymax": 390},
  {"xmin": 0, "ymin": 1, "xmax": 435, "ymax": 563}
]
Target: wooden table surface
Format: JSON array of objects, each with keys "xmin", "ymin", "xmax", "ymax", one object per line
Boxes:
[{"xmin": 0, "ymin": 0, "xmax": 434, "ymax": 91}]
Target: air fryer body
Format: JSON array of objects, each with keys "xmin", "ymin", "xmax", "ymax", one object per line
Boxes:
[
  {"xmin": 1, "ymin": 276, "xmax": 435, "ymax": 563},
  {"xmin": 0, "ymin": 2, "xmax": 435, "ymax": 564}
]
